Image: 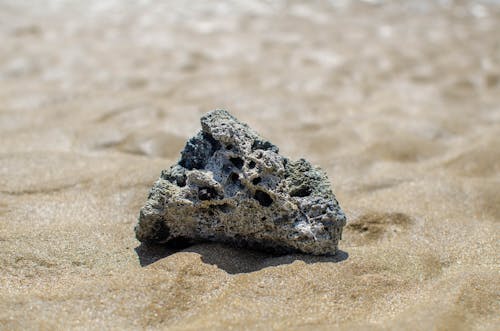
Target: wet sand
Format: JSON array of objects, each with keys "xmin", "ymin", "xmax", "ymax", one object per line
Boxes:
[{"xmin": 1, "ymin": 1, "xmax": 499, "ymax": 330}]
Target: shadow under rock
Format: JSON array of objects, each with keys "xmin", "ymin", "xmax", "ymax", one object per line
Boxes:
[
  {"xmin": 135, "ymin": 242, "xmax": 348, "ymax": 274},
  {"xmin": 134, "ymin": 240, "xmax": 191, "ymax": 267}
]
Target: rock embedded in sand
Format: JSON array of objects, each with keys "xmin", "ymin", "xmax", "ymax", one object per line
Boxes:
[{"xmin": 135, "ymin": 109, "xmax": 346, "ymax": 255}]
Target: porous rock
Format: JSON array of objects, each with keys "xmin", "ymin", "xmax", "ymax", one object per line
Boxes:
[{"xmin": 135, "ymin": 109, "xmax": 346, "ymax": 255}]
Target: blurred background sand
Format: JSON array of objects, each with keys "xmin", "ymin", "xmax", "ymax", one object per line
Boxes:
[{"xmin": 0, "ymin": 0, "xmax": 499, "ymax": 330}]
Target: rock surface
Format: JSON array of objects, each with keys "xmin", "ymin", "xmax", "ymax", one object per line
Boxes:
[{"xmin": 135, "ymin": 109, "xmax": 346, "ymax": 255}]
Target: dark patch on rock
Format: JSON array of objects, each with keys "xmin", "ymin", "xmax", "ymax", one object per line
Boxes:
[
  {"xmin": 229, "ymin": 157, "xmax": 244, "ymax": 169},
  {"xmin": 198, "ymin": 187, "xmax": 219, "ymax": 201},
  {"xmin": 179, "ymin": 132, "xmax": 220, "ymax": 170},
  {"xmin": 254, "ymin": 190, "xmax": 273, "ymax": 207}
]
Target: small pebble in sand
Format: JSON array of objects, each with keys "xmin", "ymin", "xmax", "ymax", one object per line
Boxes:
[{"xmin": 135, "ymin": 109, "xmax": 346, "ymax": 255}]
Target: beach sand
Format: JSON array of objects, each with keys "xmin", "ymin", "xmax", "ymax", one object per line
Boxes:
[{"xmin": 0, "ymin": 1, "xmax": 499, "ymax": 330}]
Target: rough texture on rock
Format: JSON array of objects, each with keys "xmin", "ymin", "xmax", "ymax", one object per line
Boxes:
[{"xmin": 135, "ymin": 109, "xmax": 346, "ymax": 255}]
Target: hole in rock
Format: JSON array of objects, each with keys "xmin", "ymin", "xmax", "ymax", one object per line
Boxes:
[
  {"xmin": 176, "ymin": 176, "xmax": 186, "ymax": 187},
  {"xmin": 252, "ymin": 177, "xmax": 261, "ymax": 185},
  {"xmin": 229, "ymin": 172, "xmax": 240, "ymax": 182},
  {"xmin": 198, "ymin": 187, "xmax": 218, "ymax": 201},
  {"xmin": 215, "ymin": 203, "xmax": 233, "ymax": 213},
  {"xmin": 226, "ymin": 144, "xmax": 233, "ymax": 150},
  {"xmin": 248, "ymin": 160, "xmax": 256, "ymax": 169},
  {"xmin": 290, "ymin": 186, "xmax": 311, "ymax": 197},
  {"xmin": 254, "ymin": 190, "xmax": 273, "ymax": 207},
  {"xmin": 229, "ymin": 157, "xmax": 244, "ymax": 169}
]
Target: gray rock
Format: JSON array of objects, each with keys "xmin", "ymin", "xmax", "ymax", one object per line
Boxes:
[{"xmin": 135, "ymin": 109, "xmax": 346, "ymax": 255}]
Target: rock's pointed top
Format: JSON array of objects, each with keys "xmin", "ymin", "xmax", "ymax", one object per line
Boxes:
[{"xmin": 200, "ymin": 109, "xmax": 276, "ymax": 153}]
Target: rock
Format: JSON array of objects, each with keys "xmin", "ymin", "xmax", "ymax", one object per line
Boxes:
[{"xmin": 135, "ymin": 109, "xmax": 346, "ymax": 255}]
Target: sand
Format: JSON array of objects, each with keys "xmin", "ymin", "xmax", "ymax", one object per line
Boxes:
[{"xmin": 0, "ymin": 0, "xmax": 499, "ymax": 330}]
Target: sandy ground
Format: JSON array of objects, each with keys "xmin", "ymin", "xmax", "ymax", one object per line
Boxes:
[{"xmin": 1, "ymin": 0, "xmax": 499, "ymax": 330}]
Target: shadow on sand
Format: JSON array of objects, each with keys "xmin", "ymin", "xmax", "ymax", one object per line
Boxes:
[{"xmin": 134, "ymin": 242, "xmax": 348, "ymax": 274}]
